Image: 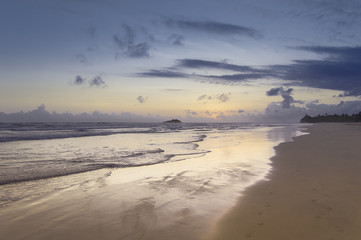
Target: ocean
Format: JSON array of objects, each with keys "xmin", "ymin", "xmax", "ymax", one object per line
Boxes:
[{"xmin": 0, "ymin": 122, "xmax": 307, "ymax": 239}]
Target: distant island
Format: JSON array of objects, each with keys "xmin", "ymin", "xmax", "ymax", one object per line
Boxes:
[
  {"xmin": 300, "ymin": 112, "xmax": 361, "ymax": 123},
  {"xmin": 163, "ymin": 119, "xmax": 182, "ymax": 123}
]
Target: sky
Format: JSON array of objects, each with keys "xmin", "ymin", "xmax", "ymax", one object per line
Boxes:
[{"xmin": 1, "ymin": 0, "xmax": 361, "ymax": 122}]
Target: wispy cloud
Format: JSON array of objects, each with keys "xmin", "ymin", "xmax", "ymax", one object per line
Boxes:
[
  {"xmin": 176, "ymin": 59, "xmax": 255, "ymax": 72},
  {"xmin": 89, "ymin": 76, "xmax": 106, "ymax": 88},
  {"xmin": 137, "ymin": 70, "xmax": 187, "ymax": 78},
  {"xmin": 198, "ymin": 93, "xmax": 231, "ymax": 103},
  {"xmin": 75, "ymin": 54, "xmax": 88, "ymax": 64},
  {"xmin": 136, "ymin": 96, "xmax": 148, "ymax": 103},
  {"xmin": 163, "ymin": 88, "xmax": 185, "ymax": 92},
  {"xmin": 113, "ymin": 24, "xmax": 150, "ymax": 58},
  {"xmin": 139, "ymin": 58, "xmax": 273, "ymax": 82},
  {"xmin": 72, "ymin": 75, "xmax": 107, "ymax": 88},
  {"xmin": 186, "ymin": 109, "xmax": 198, "ymax": 116},
  {"xmin": 164, "ymin": 19, "xmax": 262, "ymax": 38},
  {"xmin": 73, "ymin": 75, "xmax": 86, "ymax": 85},
  {"xmin": 168, "ymin": 34, "xmax": 185, "ymax": 46}
]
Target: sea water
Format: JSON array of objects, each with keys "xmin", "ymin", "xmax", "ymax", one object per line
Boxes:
[{"xmin": 0, "ymin": 122, "xmax": 307, "ymax": 239}]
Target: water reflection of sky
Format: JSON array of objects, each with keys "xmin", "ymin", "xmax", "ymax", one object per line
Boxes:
[{"xmin": 0, "ymin": 124, "xmax": 307, "ymax": 240}]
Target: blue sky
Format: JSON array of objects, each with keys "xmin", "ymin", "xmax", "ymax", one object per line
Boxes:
[{"xmin": 1, "ymin": 0, "xmax": 361, "ymax": 122}]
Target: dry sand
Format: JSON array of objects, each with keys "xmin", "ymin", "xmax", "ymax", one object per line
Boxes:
[{"xmin": 207, "ymin": 123, "xmax": 361, "ymax": 240}]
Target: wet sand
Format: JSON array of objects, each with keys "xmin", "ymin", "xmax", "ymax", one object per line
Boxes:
[
  {"xmin": 208, "ymin": 123, "xmax": 361, "ymax": 240},
  {"xmin": 0, "ymin": 126, "xmax": 296, "ymax": 240}
]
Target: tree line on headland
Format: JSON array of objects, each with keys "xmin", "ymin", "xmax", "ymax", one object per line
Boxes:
[{"xmin": 300, "ymin": 112, "xmax": 361, "ymax": 123}]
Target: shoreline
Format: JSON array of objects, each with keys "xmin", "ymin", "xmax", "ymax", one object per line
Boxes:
[
  {"xmin": 207, "ymin": 123, "xmax": 361, "ymax": 240},
  {"xmin": 0, "ymin": 124, "xmax": 297, "ymax": 240}
]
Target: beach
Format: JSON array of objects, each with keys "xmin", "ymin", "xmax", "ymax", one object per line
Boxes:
[
  {"xmin": 0, "ymin": 123, "xmax": 301, "ymax": 240},
  {"xmin": 1, "ymin": 123, "xmax": 360, "ymax": 240},
  {"xmin": 209, "ymin": 123, "xmax": 361, "ymax": 240}
]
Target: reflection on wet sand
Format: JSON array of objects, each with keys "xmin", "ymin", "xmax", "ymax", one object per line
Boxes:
[{"xmin": 0, "ymin": 125, "xmax": 303, "ymax": 240}]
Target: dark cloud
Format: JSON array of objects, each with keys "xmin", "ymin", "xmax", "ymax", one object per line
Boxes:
[
  {"xmin": 165, "ymin": 19, "xmax": 262, "ymax": 38},
  {"xmin": 89, "ymin": 76, "xmax": 106, "ymax": 88},
  {"xmin": 113, "ymin": 24, "xmax": 150, "ymax": 58},
  {"xmin": 198, "ymin": 93, "xmax": 231, "ymax": 103},
  {"xmin": 141, "ymin": 58, "xmax": 277, "ymax": 83},
  {"xmin": 168, "ymin": 34, "xmax": 184, "ymax": 46},
  {"xmin": 177, "ymin": 59, "xmax": 255, "ymax": 72},
  {"xmin": 202, "ymin": 73, "xmax": 273, "ymax": 82},
  {"xmin": 274, "ymin": 46, "xmax": 361, "ymax": 96},
  {"xmin": 266, "ymin": 87, "xmax": 294, "ymax": 108},
  {"xmin": 266, "ymin": 87, "xmax": 283, "ymax": 96},
  {"xmin": 138, "ymin": 70, "xmax": 187, "ymax": 78},
  {"xmin": 338, "ymin": 89, "xmax": 361, "ymax": 97},
  {"xmin": 136, "ymin": 96, "xmax": 148, "ymax": 103},
  {"xmin": 138, "ymin": 46, "xmax": 361, "ymax": 96},
  {"xmin": 73, "ymin": 75, "xmax": 86, "ymax": 85},
  {"xmin": 273, "ymin": 60, "xmax": 361, "ymax": 96},
  {"xmin": 72, "ymin": 75, "xmax": 106, "ymax": 88},
  {"xmin": 140, "ymin": 58, "xmax": 272, "ymax": 82},
  {"xmin": 294, "ymin": 46, "xmax": 361, "ymax": 61},
  {"xmin": 280, "ymin": 90, "xmax": 294, "ymax": 109}
]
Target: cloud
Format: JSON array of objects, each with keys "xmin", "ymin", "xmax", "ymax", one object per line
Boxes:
[
  {"xmin": 2, "ymin": 101, "xmax": 361, "ymax": 123},
  {"xmin": 139, "ymin": 59, "xmax": 272, "ymax": 82},
  {"xmin": 201, "ymin": 73, "xmax": 273, "ymax": 82},
  {"xmin": 198, "ymin": 93, "xmax": 231, "ymax": 103},
  {"xmin": 294, "ymin": 46, "xmax": 361, "ymax": 61},
  {"xmin": 176, "ymin": 59, "xmax": 256, "ymax": 72},
  {"xmin": 89, "ymin": 76, "xmax": 106, "ymax": 88},
  {"xmin": 137, "ymin": 96, "xmax": 148, "ymax": 103},
  {"xmin": 137, "ymin": 70, "xmax": 187, "ymax": 78},
  {"xmin": 274, "ymin": 46, "xmax": 361, "ymax": 96},
  {"xmin": 163, "ymin": 88, "xmax": 185, "ymax": 92},
  {"xmin": 113, "ymin": 24, "xmax": 150, "ymax": 58},
  {"xmin": 71, "ymin": 75, "xmax": 106, "ymax": 88},
  {"xmin": 186, "ymin": 110, "xmax": 198, "ymax": 116},
  {"xmin": 266, "ymin": 87, "xmax": 284, "ymax": 96},
  {"xmin": 168, "ymin": 34, "xmax": 184, "ymax": 46},
  {"xmin": 75, "ymin": 54, "xmax": 88, "ymax": 64},
  {"xmin": 127, "ymin": 43, "xmax": 150, "ymax": 58},
  {"xmin": 139, "ymin": 58, "xmax": 275, "ymax": 82},
  {"xmin": 305, "ymin": 100, "xmax": 361, "ymax": 116},
  {"xmin": 266, "ymin": 87, "xmax": 299, "ymax": 109},
  {"xmin": 274, "ymin": 60, "xmax": 361, "ymax": 96},
  {"xmin": 138, "ymin": 46, "xmax": 361, "ymax": 96},
  {"xmin": 165, "ymin": 19, "xmax": 262, "ymax": 38},
  {"xmin": 0, "ymin": 105, "xmax": 172, "ymax": 123},
  {"xmin": 233, "ymin": 99, "xmax": 361, "ymax": 123},
  {"xmin": 73, "ymin": 75, "xmax": 86, "ymax": 85}
]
